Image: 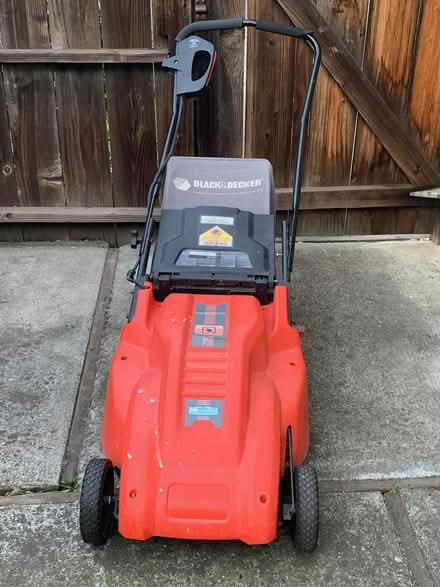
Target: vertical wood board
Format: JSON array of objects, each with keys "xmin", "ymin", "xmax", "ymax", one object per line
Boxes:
[
  {"xmin": 101, "ymin": 0, "xmax": 156, "ymax": 207},
  {"xmin": 302, "ymin": 0, "xmax": 368, "ymax": 187},
  {"xmin": 49, "ymin": 0, "xmax": 112, "ymax": 207},
  {"xmin": 0, "ymin": 0, "xmax": 64, "ymax": 206},
  {"xmin": 246, "ymin": 0, "xmax": 298, "ymax": 186},
  {"xmin": 153, "ymin": 0, "xmax": 193, "ymax": 158},
  {"xmin": 0, "ymin": 69, "xmax": 17, "ymax": 204},
  {"xmin": 197, "ymin": 0, "xmax": 246, "ymax": 158},
  {"xmin": 351, "ymin": 0, "xmax": 420, "ymax": 185},
  {"xmin": 409, "ymin": 0, "xmax": 440, "ymax": 166}
]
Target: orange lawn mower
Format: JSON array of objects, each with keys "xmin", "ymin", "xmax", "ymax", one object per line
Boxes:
[{"xmin": 80, "ymin": 17, "xmax": 321, "ymax": 552}]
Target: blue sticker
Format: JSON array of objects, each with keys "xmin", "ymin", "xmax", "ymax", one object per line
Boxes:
[
  {"xmin": 188, "ymin": 405, "xmax": 219, "ymax": 417},
  {"xmin": 185, "ymin": 399, "xmax": 223, "ymax": 428}
]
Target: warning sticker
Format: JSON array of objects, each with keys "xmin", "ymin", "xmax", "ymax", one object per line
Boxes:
[{"xmin": 199, "ymin": 225, "xmax": 233, "ymax": 248}]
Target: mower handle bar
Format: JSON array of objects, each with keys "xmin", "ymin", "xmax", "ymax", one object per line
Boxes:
[
  {"xmin": 176, "ymin": 17, "xmax": 312, "ymax": 41},
  {"xmin": 131, "ymin": 17, "xmax": 320, "ymax": 291},
  {"xmin": 175, "ymin": 18, "xmax": 320, "ymax": 279}
]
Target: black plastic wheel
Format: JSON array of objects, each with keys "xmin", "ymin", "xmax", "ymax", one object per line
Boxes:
[
  {"xmin": 79, "ymin": 458, "xmax": 115, "ymax": 546},
  {"xmin": 291, "ymin": 464, "xmax": 319, "ymax": 553}
]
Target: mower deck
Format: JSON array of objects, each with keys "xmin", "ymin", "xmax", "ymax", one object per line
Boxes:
[{"xmin": 102, "ymin": 285, "xmax": 308, "ymax": 543}]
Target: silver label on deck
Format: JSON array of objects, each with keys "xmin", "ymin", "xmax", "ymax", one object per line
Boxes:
[{"xmin": 200, "ymin": 215, "xmax": 234, "ymax": 226}]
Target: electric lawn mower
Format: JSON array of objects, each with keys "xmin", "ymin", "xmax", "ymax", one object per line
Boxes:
[{"xmin": 80, "ymin": 17, "xmax": 321, "ymax": 552}]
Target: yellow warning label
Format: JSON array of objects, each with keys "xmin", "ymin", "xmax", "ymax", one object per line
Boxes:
[{"xmin": 199, "ymin": 225, "xmax": 233, "ymax": 247}]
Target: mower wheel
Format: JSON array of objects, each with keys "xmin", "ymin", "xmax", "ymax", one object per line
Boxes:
[
  {"xmin": 291, "ymin": 464, "xmax": 319, "ymax": 553},
  {"xmin": 80, "ymin": 458, "xmax": 115, "ymax": 546}
]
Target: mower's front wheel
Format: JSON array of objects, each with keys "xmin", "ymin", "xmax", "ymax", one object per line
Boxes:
[
  {"xmin": 291, "ymin": 464, "xmax": 319, "ymax": 553},
  {"xmin": 80, "ymin": 458, "xmax": 115, "ymax": 546}
]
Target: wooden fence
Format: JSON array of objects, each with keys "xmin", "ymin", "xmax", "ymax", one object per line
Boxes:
[{"xmin": 0, "ymin": 0, "xmax": 440, "ymax": 244}]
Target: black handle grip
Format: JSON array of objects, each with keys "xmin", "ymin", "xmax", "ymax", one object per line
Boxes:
[
  {"xmin": 255, "ymin": 20, "xmax": 312, "ymax": 38},
  {"xmin": 163, "ymin": 36, "xmax": 216, "ymax": 96},
  {"xmin": 176, "ymin": 18, "xmax": 244, "ymax": 41}
]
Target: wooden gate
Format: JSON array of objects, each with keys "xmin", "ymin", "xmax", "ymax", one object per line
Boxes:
[{"xmin": 0, "ymin": 0, "xmax": 439, "ymax": 243}]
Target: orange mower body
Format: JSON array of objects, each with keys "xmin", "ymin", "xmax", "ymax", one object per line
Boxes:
[{"xmin": 102, "ymin": 284, "xmax": 308, "ymax": 544}]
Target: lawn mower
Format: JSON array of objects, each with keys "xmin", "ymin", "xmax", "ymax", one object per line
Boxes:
[{"xmin": 80, "ymin": 17, "xmax": 321, "ymax": 552}]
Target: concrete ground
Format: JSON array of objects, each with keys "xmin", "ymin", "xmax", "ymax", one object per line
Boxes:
[
  {"xmin": 0, "ymin": 240, "xmax": 440, "ymax": 586},
  {"xmin": 0, "ymin": 244, "xmax": 107, "ymax": 488},
  {"xmin": 293, "ymin": 241, "xmax": 440, "ymax": 480}
]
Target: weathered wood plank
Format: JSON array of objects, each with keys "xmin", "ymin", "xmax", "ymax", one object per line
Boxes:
[
  {"xmin": 153, "ymin": 0, "xmax": 194, "ymax": 158},
  {"xmin": 3, "ymin": 65, "xmax": 65, "ymax": 205},
  {"xmin": 103, "ymin": 66, "xmax": 156, "ymax": 207},
  {"xmin": 48, "ymin": 0, "xmax": 111, "ymax": 208},
  {"xmin": 53, "ymin": 67, "xmax": 111, "ymax": 204},
  {"xmin": 293, "ymin": 1, "xmax": 358, "ymax": 241},
  {"xmin": 303, "ymin": 0, "xmax": 368, "ymax": 186},
  {"xmin": 67, "ymin": 224, "xmax": 116, "ymax": 246},
  {"xmin": 197, "ymin": 0, "xmax": 246, "ymax": 158},
  {"xmin": 246, "ymin": 0, "xmax": 297, "ymax": 185},
  {"xmin": 0, "ymin": 207, "xmax": 157, "ymax": 223},
  {"xmin": 0, "ymin": 48, "xmax": 167, "ymax": 63},
  {"xmin": 48, "ymin": 0, "xmax": 114, "ymax": 243},
  {"xmin": 276, "ymin": 0, "xmax": 440, "ymax": 186},
  {"xmin": 0, "ymin": 226, "xmax": 23, "ymax": 241},
  {"xmin": 351, "ymin": 0, "xmax": 420, "ymax": 185},
  {"xmin": 297, "ymin": 210, "xmax": 346, "ymax": 236},
  {"xmin": 2, "ymin": 186, "xmax": 437, "ymax": 224},
  {"xmin": 0, "ymin": 70, "xmax": 17, "ymax": 203},
  {"xmin": 22, "ymin": 224, "xmax": 69, "ymax": 241},
  {"xmin": 346, "ymin": 208, "xmax": 435, "ymax": 236},
  {"xmin": 348, "ymin": 0, "xmax": 421, "ymax": 235},
  {"xmin": 277, "ymin": 185, "xmax": 439, "ymax": 210},
  {"xmin": 101, "ymin": 1, "xmax": 157, "ymax": 207},
  {"xmin": 0, "ymin": 0, "xmax": 65, "ymax": 205},
  {"xmin": 409, "ymin": 0, "xmax": 440, "ymax": 167}
]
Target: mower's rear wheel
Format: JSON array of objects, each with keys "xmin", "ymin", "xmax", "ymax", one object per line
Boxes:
[
  {"xmin": 80, "ymin": 458, "xmax": 115, "ymax": 546},
  {"xmin": 291, "ymin": 464, "xmax": 319, "ymax": 553}
]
